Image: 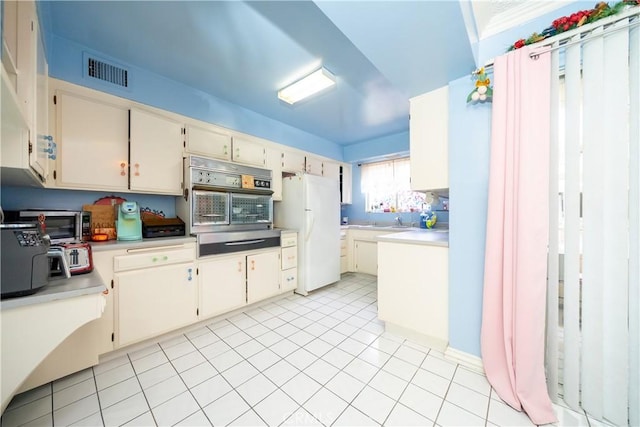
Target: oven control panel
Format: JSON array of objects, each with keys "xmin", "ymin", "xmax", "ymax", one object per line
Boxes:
[
  {"xmin": 253, "ymin": 179, "xmax": 271, "ymax": 188},
  {"xmin": 191, "ymin": 168, "xmax": 271, "ymax": 190}
]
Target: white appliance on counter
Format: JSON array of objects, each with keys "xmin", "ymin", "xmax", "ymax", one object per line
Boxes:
[{"xmin": 275, "ymin": 174, "xmax": 340, "ymax": 295}]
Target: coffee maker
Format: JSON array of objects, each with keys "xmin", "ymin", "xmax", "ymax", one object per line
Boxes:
[{"xmin": 116, "ymin": 202, "xmax": 142, "ymax": 241}]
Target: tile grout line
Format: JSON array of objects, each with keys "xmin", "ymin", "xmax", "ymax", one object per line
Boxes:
[
  {"xmin": 156, "ymin": 336, "xmax": 218, "ymax": 427},
  {"xmin": 91, "ymin": 366, "xmax": 107, "ymax": 427},
  {"xmin": 183, "ymin": 328, "xmax": 272, "ymax": 426},
  {"xmin": 380, "ymin": 346, "xmax": 432, "ymax": 426},
  {"xmin": 125, "ymin": 352, "xmax": 158, "ymax": 426},
  {"xmin": 432, "ymin": 356, "xmax": 460, "ymax": 426}
]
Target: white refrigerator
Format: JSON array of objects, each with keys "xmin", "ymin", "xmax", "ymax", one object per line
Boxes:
[{"xmin": 275, "ymin": 174, "xmax": 341, "ymax": 295}]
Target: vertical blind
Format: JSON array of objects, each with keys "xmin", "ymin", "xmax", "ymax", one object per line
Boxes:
[{"xmin": 542, "ymin": 8, "xmax": 639, "ymax": 426}]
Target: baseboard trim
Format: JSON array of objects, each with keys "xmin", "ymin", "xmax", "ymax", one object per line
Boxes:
[
  {"xmin": 444, "ymin": 347, "xmax": 485, "ymax": 374},
  {"xmin": 384, "ymin": 323, "xmax": 448, "ymax": 352}
]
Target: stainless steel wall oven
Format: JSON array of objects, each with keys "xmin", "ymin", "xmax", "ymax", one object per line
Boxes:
[{"xmin": 176, "ymin": 156, "xmax": 280, "ymax": 258}]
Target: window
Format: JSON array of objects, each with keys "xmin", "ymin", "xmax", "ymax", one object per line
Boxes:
[{"xmin": 361, "ymin": 158, "xmax": 426, "ymax": 212}]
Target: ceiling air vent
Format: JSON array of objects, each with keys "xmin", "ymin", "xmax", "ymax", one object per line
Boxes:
[{"xmin": 87, "ymin": 57, "xmax": 128, "ymax": 88}]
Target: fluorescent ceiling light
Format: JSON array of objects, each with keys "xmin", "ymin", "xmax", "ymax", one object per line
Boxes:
[{"xmin": 278, "ymin": 67, "xmax": 336, "ymax": 105}]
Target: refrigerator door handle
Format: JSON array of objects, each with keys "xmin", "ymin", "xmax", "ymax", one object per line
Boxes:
[{"xmin": 305, "ymin": 209, "xmax": 314, "ymax": 241}]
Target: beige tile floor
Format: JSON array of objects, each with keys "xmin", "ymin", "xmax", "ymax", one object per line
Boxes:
[{"xmin": 2, "ymin": 273, "xmax": 592, "ymax": 426}]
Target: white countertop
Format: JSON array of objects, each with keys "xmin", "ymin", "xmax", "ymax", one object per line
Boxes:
[
  {"xmin": 1, "ymin": 271, "xmax": 106, "ymax": 310},
  {"xmin": 376, "ymin": 229, "xmax": 449, "ymax": 247},
  {"xmin": 90, "ymin": 235, "xmax": 196, "ymax": 252}
]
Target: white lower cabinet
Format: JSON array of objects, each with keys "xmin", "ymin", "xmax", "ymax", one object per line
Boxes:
[
  {"xmin": 199, "ymin": 254, "xmax": 246, "ymax": 319},
  {"xmin": 280, "ymin": 232, "xmax": 298, "ymax": 293},
  {"xmin": 116, "ymin": 261, "xmax": 197, "ymax": 347},
  {"xmin": 345, "ymin": 228, "xmax": 394, "ymax": 274},
  {"xmin": 354, "ymin": 240, "xmax": 378, "ymax": 275},
  {"xmin": 247, "ymin": 250, "xmax": 281, "ymax": 304},
  {"xmin": 378, "ymin": 241, "xmax": 448, "ymax": 350},
  {"xmin": 340, "ymin": 232, "xmax": 347, "ymax": 274},
  {"xmin": 281, "ymin": 268, "xmax": 297, "ymax": 292},
  {"xmin": 113, "ymin": 244, "xmax": 197, "ymax": 348},
  {"xmin": 197, "ymin": 248, "xmax": 281, "ymax": 320}
]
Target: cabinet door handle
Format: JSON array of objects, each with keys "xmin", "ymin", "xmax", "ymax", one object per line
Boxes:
[
  {"xmin": 251, "ymin": 260, "xmax": 255, "ymax": 271},
  {"xmin": 238, "ymin": 261, "xmax": 242, "ymax": 272},
  {"xmin": 224, "ymin": 145, "xmax": 228, "ymax": 155},
  {"xmin": 235, "ymin": 148, "xmax": 240, "ymax": 158},
  {"xmin": 120, "ymin": 162, "xmax": 127, "ymax": 176},
  {"xmin": 134, "ymin": 163, "xmax": 140, "ymax": 176},
  {"xmin": 187, "ymin": 268, "xmax": 193, "ymax": 281}
]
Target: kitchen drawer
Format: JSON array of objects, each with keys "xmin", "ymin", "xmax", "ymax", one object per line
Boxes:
[
  {"xmin": 114, "ymin": 245, "xmax": 195, "ymax": 272},
  {"xmin": 281, "ymin": 246, "xmax": 297, "ymax": 270},
  {"xmin": 281, "ymin": 232, "xmax": 297, "ymax": 248},
  {"xmin": 281, "ymin": 268, "xmax": 297, "ymax": 292}
]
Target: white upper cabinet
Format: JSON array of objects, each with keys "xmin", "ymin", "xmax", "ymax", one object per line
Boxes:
[
  {"xmin": 410, "ymin": 85, "xmax": 449, "ymax": 191},
  {"xmin": 323, "ymin": 161, "xmax": 340, "ymax": 181},
  {"xmin": 340, "ymin": 163, "xmax": 352, "ymax": 204},
  {"xmin": 185, "ymin": 124, "xmax": 231, "ymax": 161},
  {"xmin": 56, "ymin": 92, "xmax": 129, "ymax": 191},
  {"xmin": 130, "ymin": 108, "xmax": 183, "ymax": 195},
  {"xmin": 232, "ymin": 135, "xmax": 265, "ymax": 167},
  {"xmin": 305, "ymin": 155, "xmax": 323, "ymax": 176},
  {"xmin": 33, "ymin": 23, "xmax": 49, "ymax": 181},
  {"xmin": 14, "ymin": 1, "xmax": 36, "ymax": 124},
  {"xmin": 281, "ymin": 150, "xmax": 305, "ymax": 173},
  {"xmin": 3, "ymin": 1, "xmax": 19, "ymax": 86},
  {"xmin": 265, "ymin": 146, "xmax": 283, "ymax": 201},
  {"xmin": 1, "ymin": 0, "xmax": 49, "ymax": 185}
]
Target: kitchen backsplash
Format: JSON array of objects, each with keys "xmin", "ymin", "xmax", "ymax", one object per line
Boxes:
[
  {"xmin": 341, "ymin": 199, "xmax": 449, "ymax": 226},
  {"xmin": 0, "ymin": 186, "xmax": 176, "ymax": 218}
]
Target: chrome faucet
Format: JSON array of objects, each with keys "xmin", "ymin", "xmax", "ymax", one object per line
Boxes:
[{"xmin": 394, "ymin": 216, "xmax": 402, "ymax": 226}]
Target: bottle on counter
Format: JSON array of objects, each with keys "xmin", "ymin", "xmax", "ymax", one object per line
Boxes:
[{"xmin": 420, "ymin": 204, "xmax": 437, "ymax": 229}]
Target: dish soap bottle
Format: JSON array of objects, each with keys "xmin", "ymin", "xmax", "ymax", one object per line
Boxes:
[{"xmin": 420, "ymin": 204, "xmax": 437, "ymax": 229}]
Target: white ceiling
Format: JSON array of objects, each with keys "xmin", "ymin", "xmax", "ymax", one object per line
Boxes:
[{"xmin": 470, "ymin": 0, "xmax": 573, "ymax": 40}]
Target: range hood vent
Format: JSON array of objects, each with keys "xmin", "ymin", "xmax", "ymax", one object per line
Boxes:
[{"xmin": 86, "ymin": 56, "xmax": 128, "ymax": 88}]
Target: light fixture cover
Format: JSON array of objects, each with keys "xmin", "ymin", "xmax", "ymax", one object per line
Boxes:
[{"xmin": 278, "ymin": 67, "xmax": 336, "ymax": 105}]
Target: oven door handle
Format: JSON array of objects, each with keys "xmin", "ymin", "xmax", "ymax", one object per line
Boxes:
[{"xmin": 224, "ymin": 239, "xmax": 266, "ymax": 246}]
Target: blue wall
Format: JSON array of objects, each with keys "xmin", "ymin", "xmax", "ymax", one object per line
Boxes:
[
  {"xmin": 447, "ymin": 76, "xmax": 492, "ymax": 356},
  {"xmin": 343, "ymin": 131, "xmax": 409, "ymax": 164},
  {"xmin": 1, "ymin": 186, "xmax": 176, "ymax": 218}
]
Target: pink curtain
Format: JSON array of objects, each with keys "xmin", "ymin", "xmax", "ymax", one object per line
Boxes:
[{"xmin": 481, "ymin": 46, "xmax": 557, "ymax": 425}]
